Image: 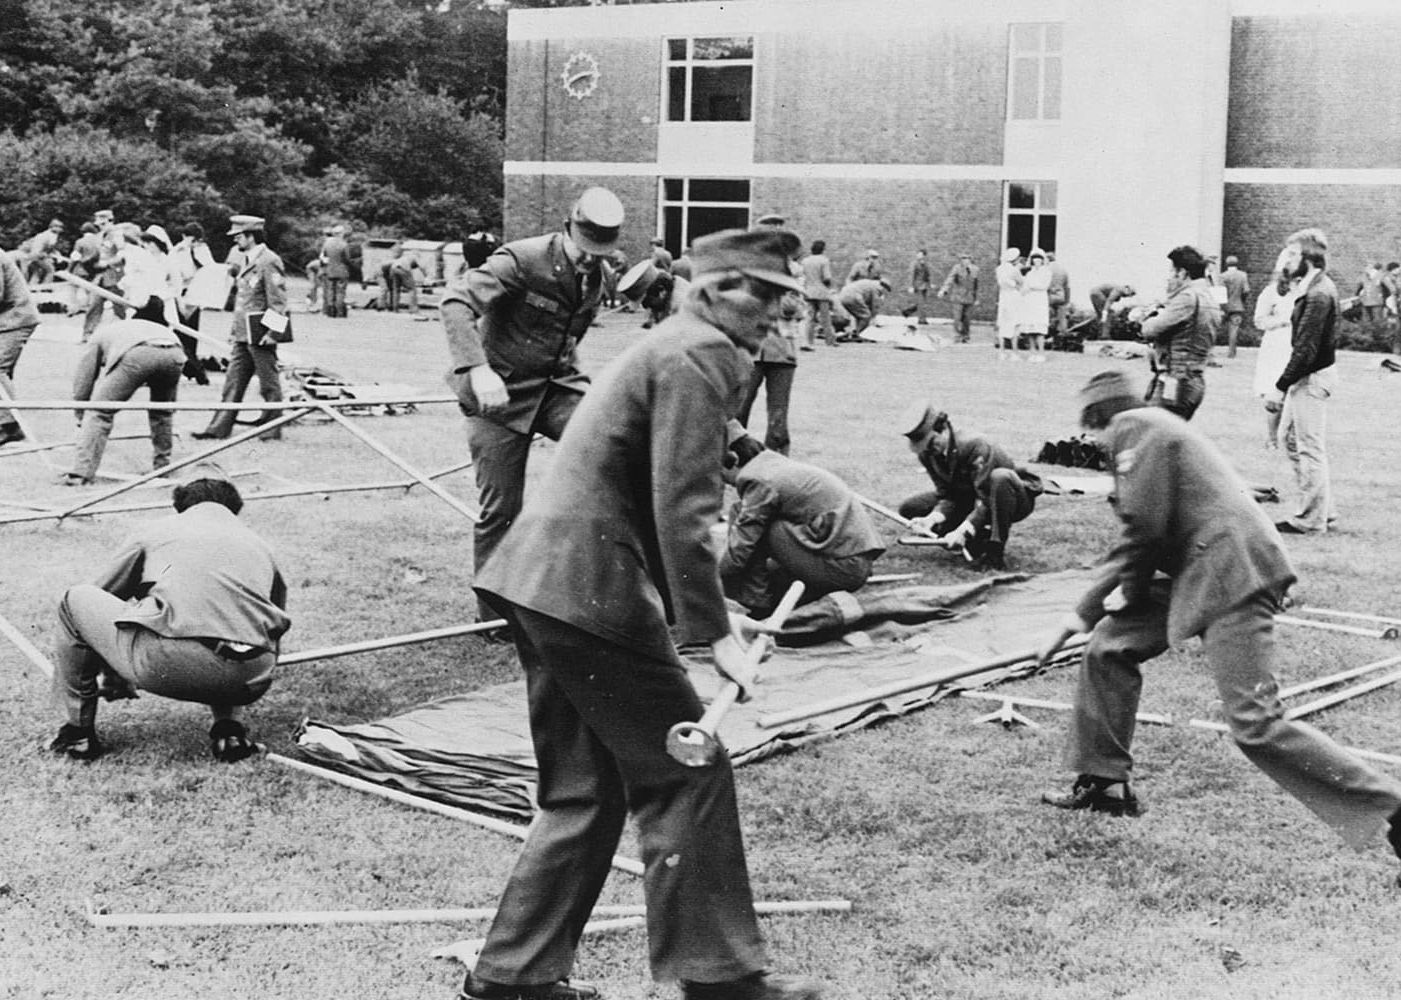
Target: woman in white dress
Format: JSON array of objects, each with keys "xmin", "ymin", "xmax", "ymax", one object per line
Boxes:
[
  {"xmin": 994, "ymin": 248, "xmax": 1024, "ymax": 361},
  {"xmin": 1252, "ymin": 249, "xmax": 1297, "ymax": 449},
  {"xmin": 1018, "ymin": 249, "xmax": 1052, "ymax": 362}
]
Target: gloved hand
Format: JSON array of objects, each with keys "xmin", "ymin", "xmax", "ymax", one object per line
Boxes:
[
  {"xmin": 469, "ymin": 365, "xmax": 509, "ymax": 412},
  {"xmin": 910, "ymin": 511, "xmax": 946, "ymax": 536},
  {"xmin": 1102, "ymin": 584, "xmax": 1129, "ymax": 614},
  {"xmin": 941, "ymin": 519, "xmax": 975, "ymax": 549}
]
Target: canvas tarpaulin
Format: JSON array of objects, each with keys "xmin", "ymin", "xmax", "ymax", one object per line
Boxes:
[{"xmin": 295, "ymin": 569, "xmax": 1097, "ymax": 820}]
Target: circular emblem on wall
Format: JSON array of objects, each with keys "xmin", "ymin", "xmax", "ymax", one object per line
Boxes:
[{"xmin": 561, "ymin": 51, "xmax": 600, "ymax": 100}]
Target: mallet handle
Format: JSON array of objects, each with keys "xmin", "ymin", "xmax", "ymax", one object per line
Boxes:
[{"xmin": 699, "ymin": 580, "xmax": 807, "ymax": 736}]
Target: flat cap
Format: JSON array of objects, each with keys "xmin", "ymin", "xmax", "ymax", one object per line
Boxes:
[
  {"xmin": 1079, "ymin": 369, "xmax": 1139, "ymax": 409},
  {"xmin": 690, "ymin": 228, "xmax": 803, "ymax": 294}
]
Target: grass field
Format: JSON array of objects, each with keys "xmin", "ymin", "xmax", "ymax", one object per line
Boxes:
[{"xmin": 3, "ymin": 294, "xmax": 1401, "ymax": 1000}]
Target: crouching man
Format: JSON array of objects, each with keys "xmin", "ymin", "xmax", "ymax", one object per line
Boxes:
[
  {"xmin": 49, "ymin": 466, "xmax": 290, "ymax": 763},
  {"xmin": 720, "ymin": 428, "xmax": 886, "ymax": 616},
  {"xmin": 1035, "ymin": 370, "xmax": 1401, "ymax": 876},
  {"xmin": 895, "ymin": 403, "xmax": 1041, "ymax": 570}
]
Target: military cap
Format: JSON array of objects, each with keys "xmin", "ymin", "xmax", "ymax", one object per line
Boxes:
[
  {"xmin": 1079, "ymin": 369, "xmax": 1139, "ymax": 409},
  {"xmin": 754, "ymin": 212, "xmax": 786, "ymax": 227},
  {"xmin": 227, "ymin": 214, "xmax": 266, "ymax": 236},
  {"xmin": 897, "ymin": 401, "xmax": 947, "ymax": 439},
  {"xmin": 690, "ymin": 228, "xmax": 803, "ymax": 294},
  {"xmin": 617, "ymin": 259, "xmax": 662, "ymax": 301},
  {"xmin": 567, "ymin": 187, "xmax": 624, "ymax": 255}
]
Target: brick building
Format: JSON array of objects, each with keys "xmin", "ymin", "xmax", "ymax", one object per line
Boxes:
[{"xmin": 504, "ymin": 0, "xmax": 1401, "ymax": 314}]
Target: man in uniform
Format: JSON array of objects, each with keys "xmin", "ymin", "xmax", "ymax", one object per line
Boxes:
[
  {"xmin": 1137, "ymin": 245, "xmax": 1219, "ymax": 420},
  {"xmin": 937, "ymin": 251, "xmax": 980, "ymax": 343},
  {"xmin": 441, "ymin": 187, "xmax": 625, "ymax": 626},
  {"xmin": 48, "ymin": 464, "xmax": 290, "ymax": 763},
  {"xmin": 461, "ymin": 226, "xmax": 820, "ymax": 1000},
  {"xmin": 847, "ymin": 248, "xmax": 881, "ymax": 284},
  {"xmin": 321, "ymin": 224, "xmax": 351, "ymax": 318},
  {"xmin": 1036, "ymin": 370, "xmax": 1401, "ymax": 878},
  {"xmin": 896, "ymin": 404, "xmax": 1042, "ymax": 571},
  {"xmin": 194, "ymin": 215, "xmax": 289, "ymax": 440},
  {"xmin": 617, "ymin": 258, "xmax": 689, "ymax": 328},
  {"xmin": 734, "ymin": 213, "xmax": 802, "ymax": 454},
  {"xmin": 1220, "ymin": 254, "xmax": 1251, "ymax": 358},
  {"xmin": 907, "ymin": 249, "xmax": 933, "ymax": 324},
  {"xmin": 720, "ymin": 429, "xmax": 885, "ymax": 616}
]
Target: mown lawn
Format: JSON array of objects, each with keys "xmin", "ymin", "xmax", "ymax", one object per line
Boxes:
[{"xmin": 3, "ymin": 297, "xmax": 1400, "ymax": 1000}]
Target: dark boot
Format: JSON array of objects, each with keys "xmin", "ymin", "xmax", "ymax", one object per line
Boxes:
[
  {"xmin": 49, "ymin": 723, "xmax": 105, "ymax": 761},
  {"xmin": 683, "ymin": 972, "xmax": 822, "ymax": 1000},
  {"xmin": 1041, "ymin": 774, "xmax": 1142, "ymax": 817},
  {"xmin": 458, "ymin": 974, "xmax": 599, "ymax": 1000}
]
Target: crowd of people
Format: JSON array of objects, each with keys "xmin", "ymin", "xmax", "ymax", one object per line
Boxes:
[{"xmin": 8, "ymin": 187, "xmax": 1401, "ymax": 1000}]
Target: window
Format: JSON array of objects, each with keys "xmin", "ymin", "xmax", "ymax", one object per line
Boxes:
[
  {"xmin": 1007, "ymin": 23, "xmax": 1062, "ymax": 121},
  {"xmin": 665, "ymin": 36, "xmax": 754, "ymax": 123},
  {"xmin": 660, "ymin": 178, "xmax": 751, "ymax": 257},
  {"xmin": 1003, "ymin": 181, "xmax": 1056, "ymax": 256}
]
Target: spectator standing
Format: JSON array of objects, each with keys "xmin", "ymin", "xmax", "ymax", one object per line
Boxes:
[
  {"xmin": 994, "ymin": 248, "xmax": 1024, "ymax": 361},
  {"xmin": 1037, "ymin": 370, "xmax": 1401, "ymax": 874},
  {"xmin": 171, "ymin": 222, "xmax": 216, "ymax": 385},
  {"xmin": 1357, "ymin": 260, "xmax": 1387, "ymax": 340},
  {"xmin": 441, "ymin": 187, "xmax": 624, "ymax": 628},
  {"xmin": 0, "ymin": 248, "xmax": 41, "ymax": 446},
  {"xmin": 1267, "ymin": 228, "xmax": 1338, "ymax": 535},
  {"xmin": 463, "ymin": 226, "xmax": 821, "ymax": 1000},
  {"xmin": 847, "ymin": 248, "xmax": 881, "ymax": 284},
  {"xmin": 800, "ymin": 239, "xmax": 835, "ymax": 349},
  {"xmin": 1018, "ymin": 248, "xmax": 1052, "ymax": 363},
  {"xmin": 48, "ymin": 466, "xmax": 290, "ymax": 763},
  {"xmin": 1384, "ymin": 261, "xmax": 1401, "ymax": 355},
  {"xmin": 1137, "ymin": 245, "xmax": 1219, "ymax": 420},
  {"xmin": 908, "ymin": 249, "xmax": 933, "ymax": 324},
  {"xmin": 736, "ymin": 213, "xmax": 804, "ymax": 455},
  {"xmin": 60, "ymin": 296, "xmax": 184, "ymax": 486},
  {"xmin": 194, "ymin": 215, "xmax": 289, "ymax": 441},
  {"xmin": 1046, "ymin": 251, "xmax": 1071, "ymax": 342},
  {"xmin": 1252, "ymin": 249, "xmax": 1297, "ymax": 453},
  {"xmin": 1220, "ymin": 254, "xmax": 1252, "ymax": 358},
  {"xmin": 321, "ymin": 225, "xmax": 351, "ymax": 318},
  {"xmin": 937, "ymin": 251, "xmax": 980, "ymax": 344}
]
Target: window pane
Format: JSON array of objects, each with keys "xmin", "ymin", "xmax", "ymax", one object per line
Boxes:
[
  {"xmin": 667, "ymin": 38, "xmax": 687, "ymax": 61},
  {"xmin": 1038, "ymin": 216, "xmax": 1057, "ymax": 254},
  {"xmin": 1042, "ymin": 56, "xmax": 1062, "ymax": 119},
  {"xmin": 665, "ymin": 205, "xmax": 684, "ymax": 250},
  {"xmin": 1006, "ymin": 217, "xmax": 1033, "ymax": 259},
  {"xmin": 1010, "ymin": 58, "xmax": 1039, "ymax": 120},
  {"xmin": 690, "ymin": 65, "xmax": 751, "ymax": 122},
  {"xmin": 1044, "ymin": 23, "xmax": 1062, "ymax": 51},
  {"xmin": 663, "ymin": 178, "xmax": 683, "ymax": 201},
  {"xmin": 1038, "ymin": 182, "xmax": 1057, "ymax": 211},
  {"xmin": 667, "ymin": 67, "xmax": 687, "ymax": 122},
  {"xmin": 689, "ymin": 178, "xmax": 750, "ymax": 202},
  {"xmin": 693, "ymin": 36, "xmax": 752, "ymax": 60},
  {"xmin": 1007, "ymin": 182, "xmax": 1036, "ymax": 210},
  {"xmin": 688, "ymin": 205, "xmax": 750, "ymax": 244},
  {"xmin": 1010, "ymin": 24, "xmax": 1040, "ymax": 54}
]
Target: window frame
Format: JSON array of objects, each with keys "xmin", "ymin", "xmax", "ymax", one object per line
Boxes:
[
  {"xmin": 1006, "ymin": 22, "xmax": 1063, "ymax": 122},
  {"xmin": 662, "ymin": 35, "xmax": 756, "ymax": 124},
  {"xmin": 658, "ymin": 177, "xmax": 753, "ymax": 258},
  {"xmin": 1002, "ymin": 180, "xmax": 1057, "ymax": 257}
]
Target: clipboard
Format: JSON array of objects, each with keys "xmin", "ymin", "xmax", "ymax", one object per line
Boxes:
[{"xmin": 246, "ymin": 309, "xmax": 293, "ymax": 344}]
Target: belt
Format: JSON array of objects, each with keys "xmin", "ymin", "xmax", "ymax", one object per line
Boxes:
[{"xmin": 198, "ymin": 638, "xmax": 271, "ymax": 662}]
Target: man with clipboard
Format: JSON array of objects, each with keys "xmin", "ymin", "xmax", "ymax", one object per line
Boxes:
[{"xmin": 195, "ymin": 215, "xmax": 290, "ymax": 440}]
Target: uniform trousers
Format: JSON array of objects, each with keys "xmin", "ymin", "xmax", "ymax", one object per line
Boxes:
[
  {"xmin": 1279, "ymin": 368, "xmax": 1336, "ymax": 531},
  {"xmin": 802, "ymin": 298, "xmax": 834, "ymax": 347},
  {"xmin": 1224, "ymin": 311, "xmax": 1244, "ymax": 357},
  {"xmin": 466, "ymin": 387, "xmax": 582, "ymax": 616},
  {"xmin": 323, "ymin": 277, "xmax": 348, "ymax": 318},
  {"xmin": 896, "ymin": 468, "xmax": 1035, "ymax": 544},
  {"xmin": 949, "ymin": 302, "xmax": 974, "ymax": 343},
  {"xmin": 735, "ymin": 362, "xmax": 794, "ymax": 455},
  {"xmin": 203, "ymin": 340, "xmax": 282, "ymax": 437},
  {"xmin": 0, "ymin": 322, "xmax": 37, "ymax": 429},
  {"xmin": 1066, "ymin": 585, "xmax": 1401, "ymax": 849},
  {"xmin": 72, "ymin": 343, "xmax": 183, "ymax": 480},
  {"xmin": 723, "ymin": 525, "xmax": 874, "ymax": 615},
  {"xmin": 55, "ymin": 585, "xmax": 275, "ymax": 729},
  {"xmin": 472, "ymin": 600, "xmax": 767, "ymax": 986}
]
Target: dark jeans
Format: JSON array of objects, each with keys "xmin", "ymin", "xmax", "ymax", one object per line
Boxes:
[
  {"xmin": 735, "ymin": 361, "xmax": 794, "ymax": 455},
  {"xmin": 470, "ymin": 601, "xmax": 766, "ymax": 985}
]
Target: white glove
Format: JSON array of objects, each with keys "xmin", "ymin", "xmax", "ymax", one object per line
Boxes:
[
  {"xmin": 1102, "ymin": 584, "xmax": 1128, "ymax": 613},
  {"xmin": 910, "ymin": 511, "xmax": 946, "ymax": 535},
  {"xmin": 468, "ymin": 365, "xmax": 509, "ymax": 412}
]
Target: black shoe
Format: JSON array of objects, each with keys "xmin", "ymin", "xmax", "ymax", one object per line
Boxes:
[
  {"xmin": 683, "ymin": 973, "xmax": 822, "ymax": 1000},
  {"xmin": 1388, "ymin": 806, "xmax": 1401, "ymax": 862},
  {"xmin": 1274, "ymin": 520, "xmax": 1309, "ymax": 535},
  {"xmin": 0, "ymin": 424, "xmax": 25, "ymax": 446},
  {"xmin": 974, "ymin": 541, "xmax": 1006, "ymax": 571},
  {"xmin": 1042, "ymin": 775, "xmax": 1141, "ymax": 817},
  {"xmin": 458, "ymin": 974, "xmax": 599, "ymax": 1000},
  {"xmin": 209, "ymin": 719, "xmax": 261, "ymax": 763},
  {"xmin": 49, "ymin": 724, "xmax": 105, "ymax": 761},
  {"xmin": 192, "ymin": 429, "xmax": 229, "ymax": 440}
]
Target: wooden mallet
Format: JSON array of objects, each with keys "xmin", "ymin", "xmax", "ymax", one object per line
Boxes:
[{"xmin": 665, "ymin": 581, "xmax": 805, "ymax": 767}]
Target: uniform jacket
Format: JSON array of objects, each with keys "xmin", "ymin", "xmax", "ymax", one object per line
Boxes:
[
  {"xmin": 916, "ymin": 430, "xmax": 1040, "ymax": 532},
  {"xmin": 939, "ymin": 262, "xmax": 980, "ymax": 304},
  {"xmin": 720, "ymin": 450, "xmax": 885, "ymax": 578},
  {"xmin": 1138, "ymin": 278, "xmax": 1219, "ymax": 374},
  {"xmin": 230, "ymin": 244, "xmax": 289, "ymax": 345},
  {"xmin": 1277, "ymin": 270, "xmax": 1338, "ymax": 392},
  {"xmin": 1075, "ymin": 407, "xmax": 1295, "ymax": 645},
  {"xmin": 1047, "ymin": 261, "xmax": 1070, "ymax": 307},
  {"xmin": 475, "ymin": 309, "xmax": 754, "ymax": 662},
  {"xmin": 72, "ymin": 318, "xmax": 181, "ymax": 400},
  {"xmin": 847, "ymin": 258, "xmax": 881, "ymax": 283},
  {"xmin": 441, "ymin": 233, "xmax": 599, "ymax": 435},
  {"xmin": 910, "ymin": 257, "xmax": 933, "ymax": 291},
  {"xmin": 96, "ymin": 501, "xmax": 291, "ymax": 649},
  {"xmin": 0, "ymin": 254, "xmax": 40, "ymax": 333},
  {"xmin": 321, "ymin": 235, "xmax": 351, "ymax": 280},
  {"xmin": 1221, "ymin": 267, "xmax": 1250, "ymax": 313}
]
